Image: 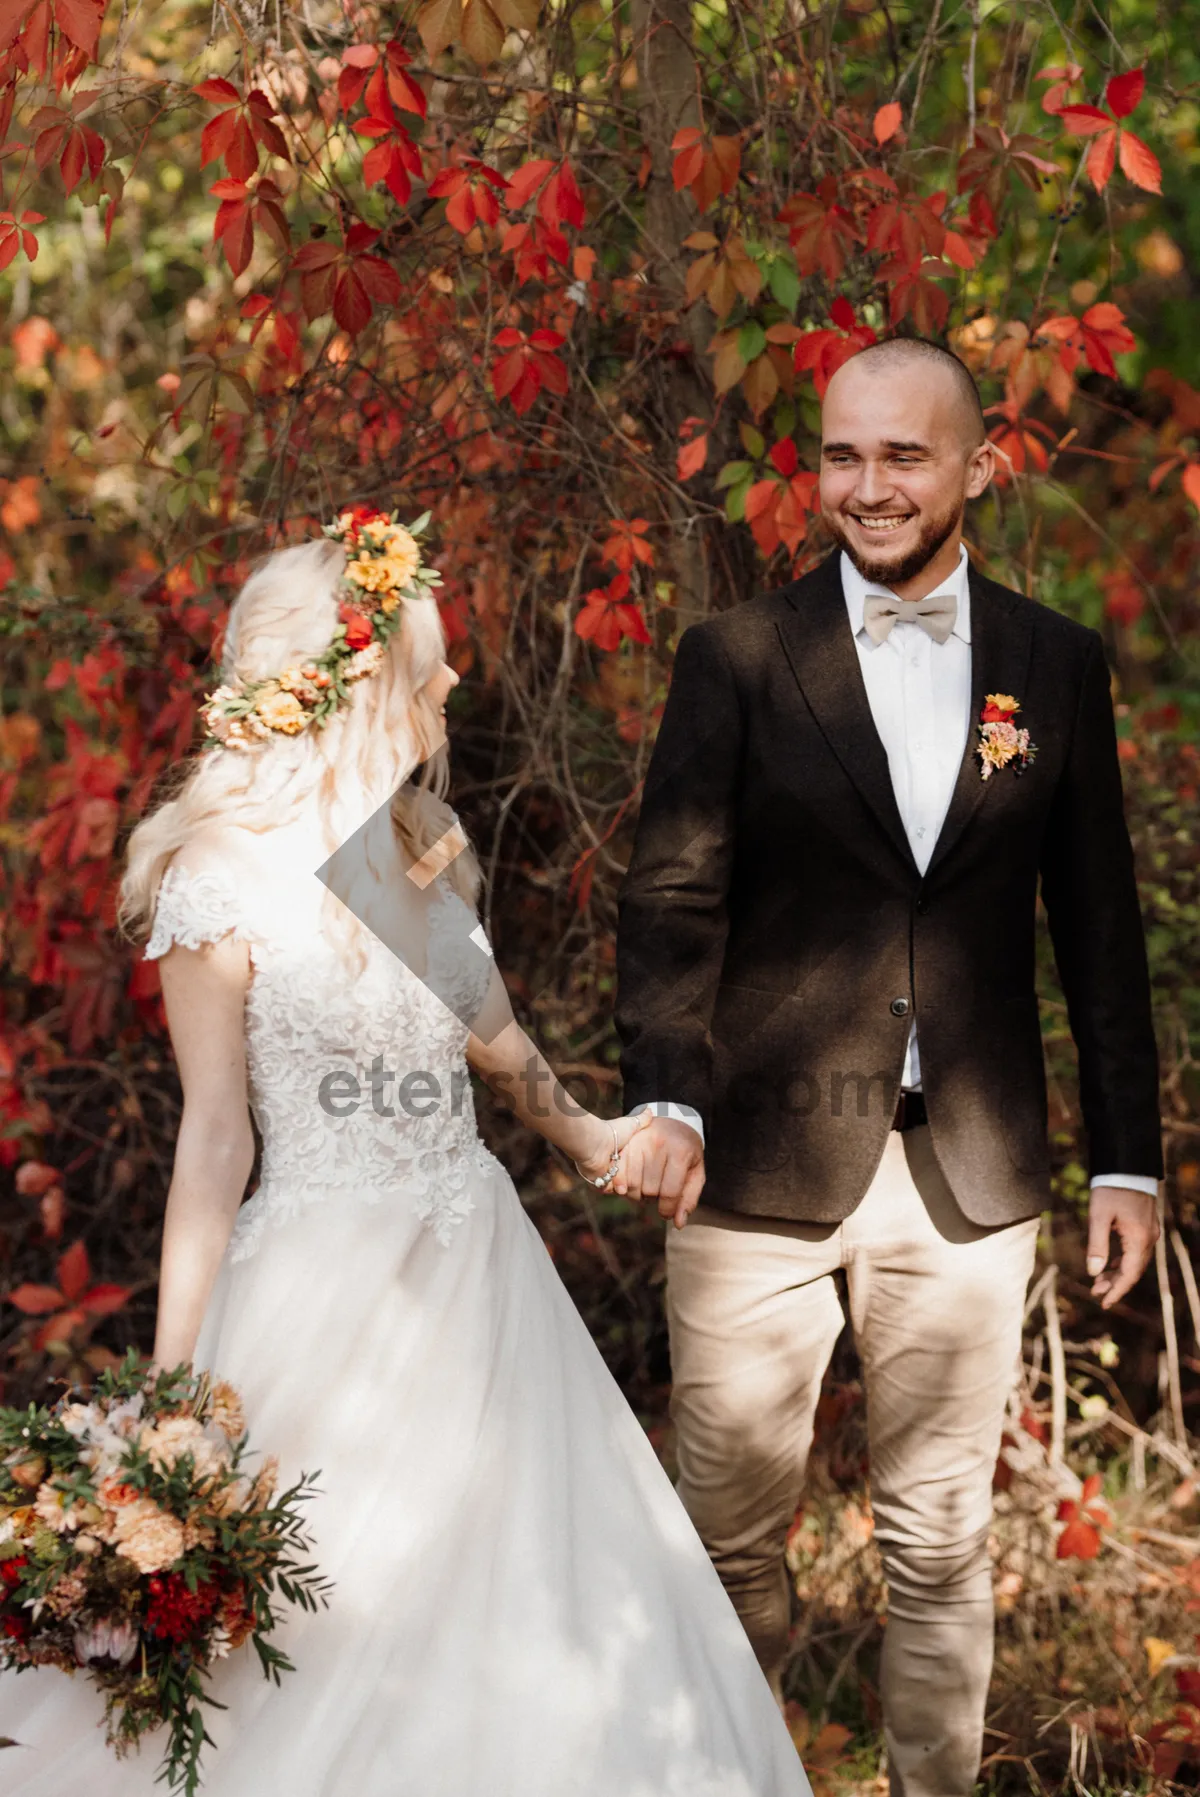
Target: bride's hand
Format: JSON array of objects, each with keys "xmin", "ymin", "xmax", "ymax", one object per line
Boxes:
[{"xmin": 573, "ymin": 1109, "xmax": 654, "ymax": 1186}]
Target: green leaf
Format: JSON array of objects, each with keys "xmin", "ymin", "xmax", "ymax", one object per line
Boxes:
[
  {"xmin": 714, "ymin": 459, "xmax": 752, "ymax": 491},
  {"xmin": 767, "ymin": 255, "xmax": 801, "ymax": 312},
  {"xmin": 772, "ymin": 395, "xmax": 797, "ymax": 440},
  {"xmin": 724, "ymin": 472, "xmax": 754, "ymax": 522},
  {"xmin": 738, "ymin": 422, "xmax": 765, "ymax": 459},
  {"xmin": 736, "ymin": 320, "xmax": 766, "ymax": 364}
]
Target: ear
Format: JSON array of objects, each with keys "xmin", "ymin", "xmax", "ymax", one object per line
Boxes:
[{"xmin": 965, "ymin": 436, "xmax": 995, "ymax": 501}]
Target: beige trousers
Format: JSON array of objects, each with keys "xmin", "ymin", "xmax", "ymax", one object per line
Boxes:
[{"xmin": 665, "ymin": 1125, "xmax": 1039, "ymax": 1797}]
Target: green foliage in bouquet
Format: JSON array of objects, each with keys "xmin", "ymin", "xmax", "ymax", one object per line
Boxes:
[{"xmin": 0, "ymin": 1352, "xmax": 330, "ymax": 1795}]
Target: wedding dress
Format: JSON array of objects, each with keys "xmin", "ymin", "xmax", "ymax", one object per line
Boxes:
[{"xmin": 0, "ymin": 822, "xmax": 810, "ymax": 1797}]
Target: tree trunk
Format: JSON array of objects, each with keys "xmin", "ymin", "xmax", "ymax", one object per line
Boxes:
[{"xmin": 629, "ymin": 0, "xmax": 758, "ymax": 627}]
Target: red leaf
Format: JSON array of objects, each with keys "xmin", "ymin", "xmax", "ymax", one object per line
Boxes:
[
  {"xmin": 1119, "ymin": 129, "xmax": 1161, "ymax": 194},
  {"xmin": 1057, "ymin": 1516, "xmax": 1102, "ymax": 1560},
  {"xmin": 57, "ymin": 1238, "xmax": 90, "ymax": 1301},
  {"xmin": 1081, "ymin": 1472, "xmax": 1104, "ymax": 1503},
  {"xmin": 505, "ymin": 157, "xmax": 554, "ymax": 211},
  {"xmin": 446, "ymin": 182, "xmax": 477, "ymax": 235},
  {"xmin": 873, "ymin": 101, "xmax": 902, "ymax": 145},
  {"xmin": 769, "ymin": 437, "xmax": 798, "ymax": 477},
  {"xmin": 1175, "ymin": 1667, "xmax": 1200, "ymax": 1704},
  {"xmin": 58, "ymin": 126, "xmax": 86, "ymax": 192},
  {"xmin": 829, "ymin": 295, "xmax": 856, "ymax": 332},
  {"xmin": 614, "ymin": 603, "xmax": 652, "ymax": 646},
  {"xmin": 80, "ymin": 1282, "xmax": 132, "ymax": 1318},
  {"xmin": 200, "ymin": 110, "xmax": 237, "ymax": 170},
  {"xmin": 1105, "ymin": 66, "xmax": 1145, "ymax": 121},
  {"xmin": 6, "ymin": 1283, "xmax": 64, "ymax": 1315},
  {"xmin": 53, "ymin": 0, "xmax": 103, "ymax": 57},
  {"xmin": 225, "ymin": 114, "xmax": 258, "ymax": 182},
  {"xmin": 194, "ymin": 77, "xmax": 240, "ymax": 104},
  {"xmin": 942, "ymin": 229, "xmax": 975, "ymax": 270},
  {"xmin": 1086, "ymin": 128, "xmax": 1117, "ymax": 192},
  {"xmin": 217, "ymin": 201, "xmax": 253, "ymax": 276},
  {"xmin": 1057, "ymin": 103, "xmax": 1115, "ymax": 137},
  {"xmin": 333, "ymin": 267, "xmax": 371, "ymax": 334},
  {"xmin": 345, "ymin": 222, "xmax": 381, "ymax": 254}
]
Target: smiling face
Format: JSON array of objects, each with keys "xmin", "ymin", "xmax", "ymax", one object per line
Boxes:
[{"xmin": 819, "ymin": 352, "xmax": 994, "ymax": 600}]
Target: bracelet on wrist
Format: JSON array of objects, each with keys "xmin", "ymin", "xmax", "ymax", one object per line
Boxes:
[{"xmin": 574, "ymin": 1120, "xmax": 620, "ymax": 1190}]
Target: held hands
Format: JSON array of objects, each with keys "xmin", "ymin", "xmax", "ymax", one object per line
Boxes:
[
  {"xmin": 573, "ymin": 1113, "xmax": 705, "ymax": 1229},
  {"xmin": 1087, "ymin": 1185, "xmax": 1159, "ymax": 1309},
  {"xmin": 616, "ymin": 1116, "xmax": 706, "ymax": 1230}
]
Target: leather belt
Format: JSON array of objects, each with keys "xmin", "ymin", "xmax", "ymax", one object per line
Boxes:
[{"xmin": 892, "ymin": 1090, "xmax": 928, "ymax": 1132}]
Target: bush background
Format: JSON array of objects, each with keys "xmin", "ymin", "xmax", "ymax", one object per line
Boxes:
[{"xmin": 1, "ymin": 1, "xmax": 1199, "ymax": 1787}]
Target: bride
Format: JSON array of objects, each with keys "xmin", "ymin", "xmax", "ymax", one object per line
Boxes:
[{"xmin": 0, "ymin": 518, "xmax": 811, "ymax": 1796}]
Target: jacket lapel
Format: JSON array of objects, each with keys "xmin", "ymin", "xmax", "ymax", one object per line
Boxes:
[
  {"xmin": 924, "ymin": 566, "xmax": 1035, "ymax": 877},
  {"xmin": 775, "ymin": 553, "xmax": 917, "ymax": 873}
]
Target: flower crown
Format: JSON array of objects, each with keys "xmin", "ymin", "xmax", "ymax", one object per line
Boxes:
[{"xmin": 200, "ymin": 505, "xmax": 442, "ymax": 751}]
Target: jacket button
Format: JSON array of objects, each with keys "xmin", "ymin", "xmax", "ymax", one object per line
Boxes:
[
  {"xmin": 890, "ymin": 997, "xmax": 910, "ymax": 1017},
  {"xmin": 915, "ymin": 894, "xmax": 930, "ymax": 915}
]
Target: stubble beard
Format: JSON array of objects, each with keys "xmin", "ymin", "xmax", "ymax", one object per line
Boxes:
[{"xmin": 824, "ymin": 496, "xmax": 964, "ymax": 589}]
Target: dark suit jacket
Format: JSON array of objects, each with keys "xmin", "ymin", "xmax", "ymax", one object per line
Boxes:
[{"xmin": 615, "ymin": 551, "xmax": 1163, "ymax": 1225}]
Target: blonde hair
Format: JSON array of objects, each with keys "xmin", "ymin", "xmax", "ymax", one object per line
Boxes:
[{"xmin": 119, "ymin": 537, "xmax": 479, "ymax": 962}]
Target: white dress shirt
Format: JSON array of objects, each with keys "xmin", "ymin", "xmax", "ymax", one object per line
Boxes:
[{"xmin": 638, "ymin": 546, "xmax": 1155, "ymax": 1198}]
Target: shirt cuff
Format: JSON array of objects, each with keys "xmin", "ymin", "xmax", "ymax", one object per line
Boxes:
[
  {"xmin": 1089, "ymin": 1173, "xmax": 1159, "ymax": 1197},
  {"xmin": 629, "ymin": 1101, "xmax": 705, "ymax": 1148}
]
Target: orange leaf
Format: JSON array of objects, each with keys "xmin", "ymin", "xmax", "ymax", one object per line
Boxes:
[
  {"xmin": 6, "ymin": 1283, "xmax": 65, "ymax": 1315},
  {"xmin": 1181, "ymin": 463, "xmax": 1200, "ymax": 512},
  {"xmin": 1118, "ymin": 129, "xmax": 1161, "ymax": 194},
  {"xmin": 35, "ymin": 1307, "xmax": 86, "ymax": 1349},
  {"xmin": 1057, "ymin": 103, "xmax": 1114, "ymax": 138},
  {"xmin": 57, "ymin": 1237, "xmax": 90, "ymax": 1302},
  {"xmin": 677, "ymin": 432, "xmax": 709, "ymax": 481},
  {"xmin": 873, "ymin": 101, "xmax": 902, "ymax": 145},
  {"xmin": 1086, "ymin": 128, "xmax": 1117, "ymax": 192}
]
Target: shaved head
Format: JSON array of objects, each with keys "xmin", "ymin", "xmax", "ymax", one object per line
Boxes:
[
  {"xmin": 839, "ymin": 338, "xmax": 986, "ymax": 449},
  {"xmin": 818, "ymin": 334, "xmax": 995, "ymax": 599}
]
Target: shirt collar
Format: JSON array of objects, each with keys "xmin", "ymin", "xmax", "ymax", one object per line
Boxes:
[{"xmin": 840, "ymin": 544, "xmax": 972, "ymax": 646}]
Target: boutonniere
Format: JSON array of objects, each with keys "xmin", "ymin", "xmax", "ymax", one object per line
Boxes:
[{"xmin": 976, "ymin": 693, "xmax": 1037, "ymax": 782}]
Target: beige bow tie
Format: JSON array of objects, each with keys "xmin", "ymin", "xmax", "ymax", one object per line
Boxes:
[{"xmin": 862, "ymin": 590, "xmax": 958, "ymax": 646}]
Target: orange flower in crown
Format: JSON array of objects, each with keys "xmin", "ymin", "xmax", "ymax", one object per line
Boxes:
[{"xmin": 200, "ymin": 506, "xmax": 442, "ymax": 751}]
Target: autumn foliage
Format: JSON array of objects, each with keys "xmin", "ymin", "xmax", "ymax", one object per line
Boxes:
[{"xmin": 1, "ymin": 3, "xmax": 1199, "ymax": 1784}]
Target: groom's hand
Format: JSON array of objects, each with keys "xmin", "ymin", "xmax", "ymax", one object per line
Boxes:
[
  {"xmin": 1087, "ymin": 1185, "xmax": 1159, "ymax": 1309},
  {"xmin": 614, "ymin": 1117, "xmax": 705, "ymax": 1229}
]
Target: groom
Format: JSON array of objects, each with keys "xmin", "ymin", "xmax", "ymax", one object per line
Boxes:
[{"xmin": 613, "ymin": 339, "xmax": 1162, "ymax": 1797}]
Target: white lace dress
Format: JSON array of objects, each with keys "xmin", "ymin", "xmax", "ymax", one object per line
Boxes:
[{"xmin": 0, "ymin": 844, "xmax": 810, "ymax": 1797}]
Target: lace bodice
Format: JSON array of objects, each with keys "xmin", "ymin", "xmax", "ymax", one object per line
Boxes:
[{"xmin": 146, "ymin": 852, "xmax": 500, "ymax": 1259}]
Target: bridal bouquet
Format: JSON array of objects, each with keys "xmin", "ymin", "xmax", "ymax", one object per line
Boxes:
[{"xmin": 0, "ymin": 1354, "xmax": 329, "ymax": 1795}]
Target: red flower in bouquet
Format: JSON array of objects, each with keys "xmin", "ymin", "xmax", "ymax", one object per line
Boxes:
[{"xmin": 146, "ymin": 1571, "xmax": 223, "ymax": 1645}]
